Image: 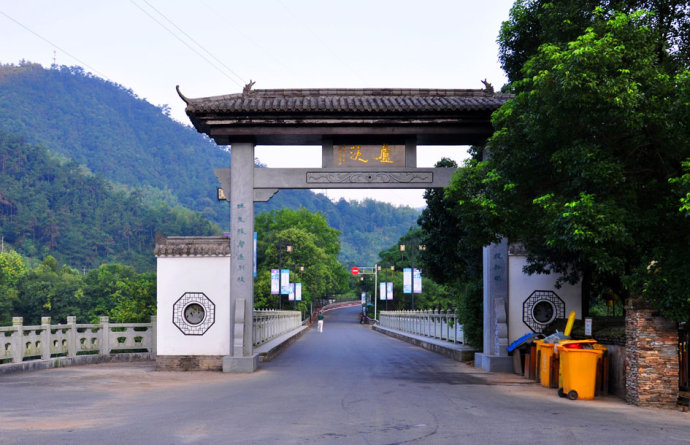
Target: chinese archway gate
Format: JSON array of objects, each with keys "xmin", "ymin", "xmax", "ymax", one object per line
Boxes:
[{"xmin": 177, "ymin": 86, "xmax": 510, "ymax": 372}]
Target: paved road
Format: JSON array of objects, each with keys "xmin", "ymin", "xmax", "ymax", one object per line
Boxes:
[{"xmin": 0, "ymin": 306, "xmax": 688, "ymax": 444}]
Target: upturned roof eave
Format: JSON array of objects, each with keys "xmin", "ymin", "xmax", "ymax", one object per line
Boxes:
[{"xmin": 179, "ymin": 87, "xmax": 511, "ymax": 145}]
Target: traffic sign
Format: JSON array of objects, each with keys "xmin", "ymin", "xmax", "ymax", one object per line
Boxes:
[{"xmin": 351, "ymin": 266, "xmax": 360, "ymax": 275}]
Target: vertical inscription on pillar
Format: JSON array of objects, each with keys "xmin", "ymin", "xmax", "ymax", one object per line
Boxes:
[{"xmin": 235, "ymin": 202, "xmax": 249, "ymax": 285}]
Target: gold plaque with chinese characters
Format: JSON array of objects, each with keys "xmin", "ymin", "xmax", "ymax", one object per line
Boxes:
[{"xmin": 332, "ymin": 144, "xmax": 405, "ymax": 168}]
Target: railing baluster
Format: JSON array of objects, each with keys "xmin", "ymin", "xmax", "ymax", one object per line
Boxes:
[{"xmin": 376, "ymin": 309, "xmax": 463, "ymax": 346}]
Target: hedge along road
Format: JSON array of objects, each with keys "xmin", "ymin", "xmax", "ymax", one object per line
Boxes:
[{"xmin": 0, "ymin": 306, "xmax": 688, "ymax": 444}]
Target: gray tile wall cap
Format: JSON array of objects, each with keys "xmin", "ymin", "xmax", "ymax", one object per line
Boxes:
[{"xmin": 154, "ymin": 235, "xmax": 231, "ymax": 257}]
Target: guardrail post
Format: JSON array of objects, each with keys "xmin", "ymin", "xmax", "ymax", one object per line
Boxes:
[
  {"xmin": 66, "ymin": 316, "xmax": 77, "ymax": 358},
  {"xmin": 41, "ymin": 317, "xmax": 51, "ymax": 360},
  {"xmin": 99, "ymin": 316, "xmax": 110, "ymax": 356},
  {"xmin": 11, "ymin": 317, "xmax": 23, "ymax": 363}
]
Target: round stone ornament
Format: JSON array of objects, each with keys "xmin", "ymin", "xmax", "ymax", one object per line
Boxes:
[{"xmin": 173, "ymin": 292, "xmax": 215, "ymax": 335}]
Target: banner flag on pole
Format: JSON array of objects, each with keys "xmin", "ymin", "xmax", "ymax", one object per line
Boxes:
[
  {"xmin": 271, "ymin": 269, "xmax": 279, "ymax": 294},
  {"xmin": 413, "ymin": 268, "xmax": 422, "ymax": 294},
  {"xmin": 387, "ymin": 282, "xmax": 393, "ymax": 300},
  {"xmin": 403, "ymin": 268, "xmax": 412, "ymax": 293},
  {"xmin": 280, "ymin": 269, "xmax": 290, "ymax": 294}
]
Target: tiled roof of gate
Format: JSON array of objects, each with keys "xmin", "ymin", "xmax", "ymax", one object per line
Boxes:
[{"xmin": 181, "ymin": 88, "xmax": 511, "ymax": 115}]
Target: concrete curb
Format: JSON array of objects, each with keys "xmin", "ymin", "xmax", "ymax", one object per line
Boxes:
[
  {"xmin": 0, "ymin": 353, "xmax": 153, "ymax": 375},
  {"xmin": 372, "ymin": 325, "xmax": 476, "ymax": 362},
  {"xmin": 255, "ymin": 325, "xmax": 309, "ymax": 363}
]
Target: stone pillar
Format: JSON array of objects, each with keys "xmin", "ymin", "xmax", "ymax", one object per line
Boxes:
[
  {"xmin": 475, "ymin": 238, "xmax": 513, "ymax": 372},
  {"xmin": 11, "ymin": 317, "xmax": 23, "ymax": 363},
  {"xmin": 99, "ymin": 316, "xmax": 110, "ymax": 356},
  {"xmin": 223, "ymin": 141, "xmax": 259, "ymax": 373},
  {"xmin": 150, "ymin": 315, "xmax": 157, "ymax": 356},
  {"xmin": 625, "ymin": 300, "xmax": 679, "ymax": 408},
  {"xmin": 66, "ymin": 316, "xmax": 77, "ymax": 358},
  {"xmin": 40, "ymin": 317, "xmax": 51, "ymax": 360}
]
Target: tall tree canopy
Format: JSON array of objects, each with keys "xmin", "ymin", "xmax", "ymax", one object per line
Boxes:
[
  {"xmin": 254, "ymin": 208, "xmax": 349, "ymax": 311},
  {"xmin": 499, "ymin": 0, "xmax": 690, "ymax": 82},
  {"xmin": 446, "ymin": 1, "xmax": 690, "ymax": 320}
]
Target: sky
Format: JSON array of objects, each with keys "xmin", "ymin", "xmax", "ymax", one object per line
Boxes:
[{"xmin": 0, "ymin": 0, "xmax": 515, "ymax": 208}]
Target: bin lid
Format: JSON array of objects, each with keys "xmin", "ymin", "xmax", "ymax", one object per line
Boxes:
[{"xmin": 507, "ymin": 333, "xmax": 540, "ymax": 353}]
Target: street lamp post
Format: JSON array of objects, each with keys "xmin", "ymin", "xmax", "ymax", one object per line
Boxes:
[
  {"xmin": 376, "ymin": 265, "xmax": 381, "ymax": 320},
  {"xmin": 400, "ymin": 243, "xmax": 425, "ymax": 310}
]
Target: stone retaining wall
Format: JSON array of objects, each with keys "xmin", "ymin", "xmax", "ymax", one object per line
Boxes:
[{"xmin": 625, "ymin": 301, "xmax": 678, "ymax": 408}]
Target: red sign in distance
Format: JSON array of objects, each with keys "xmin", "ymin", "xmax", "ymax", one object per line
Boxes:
[{"xmin": 351, "ymin": 267, "xmax": 360, "ymax": 275}]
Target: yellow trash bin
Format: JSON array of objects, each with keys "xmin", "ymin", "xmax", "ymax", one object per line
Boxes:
[
  {"xmin": 557, "ymin": 342, "xmax": 606, "ymax": 400},
  {"xmin": 535, "ymin": 340, "xmax": 557, "ymax": 387}
]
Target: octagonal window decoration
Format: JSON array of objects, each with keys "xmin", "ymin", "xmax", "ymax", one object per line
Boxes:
[
  {"xmin": 522, "ymin": 290, "xmax": 565, "ymax": 333},
  {"xmin": 173, "ymin": 292, "xmax": 215, "ymax": 335}
]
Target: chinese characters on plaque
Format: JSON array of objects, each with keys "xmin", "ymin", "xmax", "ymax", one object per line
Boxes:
[{"xmin": 333, "ymin": 144, "xmax": 405, "ymax": 167}]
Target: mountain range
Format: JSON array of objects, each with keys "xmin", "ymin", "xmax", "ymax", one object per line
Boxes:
[{"xmin": 0, "ymin": 61, "xmax": 421, "ymax": 269}]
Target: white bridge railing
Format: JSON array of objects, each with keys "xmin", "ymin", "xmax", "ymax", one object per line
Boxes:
[
  {"xmin": 252, "ymin": 309, "xmax": 302, "ymax": 347},
  {"xmin": 1, "ymin": 310, "xmax": 303, "ymax": 367},
  {"xmin": 1, "ymin": 316, "xmax": 156, "ymax": 365},
  {"xmin": 379, "ymin": 310, "xmax": 464, "ymax": 344}
]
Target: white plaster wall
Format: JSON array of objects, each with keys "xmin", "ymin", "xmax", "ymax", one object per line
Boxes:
[
  {"xmin": 157, "ymin": 256, "xmax": 230, "ymax": 355},
  {"xmin": 508, "ymin": 254, "xmax": 581, "ymax": 344}
]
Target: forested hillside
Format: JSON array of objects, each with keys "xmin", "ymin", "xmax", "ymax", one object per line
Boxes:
[
  {"xmin": 0, "ymin": 61, "xmax": 420, "ymax": 266},
  {"xmin": 0, "ymin": 61, "xmax": 229, "ymax": 223},
  {"xmin": 0, "ymin": 131, "xmax": 219, "ymax": 271}
]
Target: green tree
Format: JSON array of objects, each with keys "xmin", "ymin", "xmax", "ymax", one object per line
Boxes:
[
  {"xmin": 415, "ymin": 158, "xmax": 485, "ymax": 346},
  {"xmin": 0, "ymin": 250, "xmax": 26, "ymax": 323},
  {"xmin": 418, "ymin": 158, "xmax": 482, "ymax": 286},
  {"xmin": 499, "ymin": 1, "xmax": 690, "ymax": 83},
  {"xmin": 82, "ymin": 263, "xmax": 139, "ymax": 320},
  {"xmin": 15, "ymin": 256, "xmax": 86, "ymax": 324},
  {"xmin": 447, "ymin": 5, "xmax": 690, "ymax": 320},
  {"xmin": 254, "ymin": 209, "xmax": 349, "ymax": 311},
  {"xmin": 108, "ymin": 272, "xmax": 156, "ymax": 323}
]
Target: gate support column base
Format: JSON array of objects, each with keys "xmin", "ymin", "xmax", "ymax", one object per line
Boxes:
[
  {"xmin": 222, "ymin": 354, "xmax": 259, "ymax": 373},
  {"xmin": 475, "ymin": 353, "xmax": 513, "ymax": 373}
]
